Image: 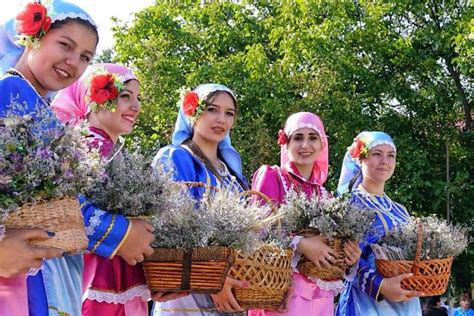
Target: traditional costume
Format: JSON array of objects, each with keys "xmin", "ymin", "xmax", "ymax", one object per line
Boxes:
[
  {"xmin": 335, "ymin": 131, "xmax": 422, "ymax": 316},
  {"xmin": 52, "ymin": 63, "xmax": 150, "ymax": 315},
  {"xmin": 151, "ymin": 84, "xmax": 248, "ymax": 315}
]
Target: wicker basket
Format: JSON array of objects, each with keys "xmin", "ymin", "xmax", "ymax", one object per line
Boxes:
[
  {"xmin": 375, "ymin": 221, "xmax": 453, "ymax": 296},
  {"xmin": 230, "ymin": 245, "xmax": 293, "ymax": 310},
  {"xmin": 229, "ymin": 190, "xmax": 293, "ymax": 310},
  {"xmin": 4, "ymin": 198, "xmax": 88, "ymax": 253},
  {"xmin": 297, "ymin": 229, "xmax": 347, "ymax": 281},
  {"xmin": 143, "ymin": 246, "xmax": 235, "ymax": 294}
]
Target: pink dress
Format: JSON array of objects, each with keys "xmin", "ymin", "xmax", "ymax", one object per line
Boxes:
[
  {"xmin": 81, "ymin": 127, "xmax": 149, "ymax": 315},
  {"xmin": 0, "ymin": 275, "xmax": 28, "ymax": 315},
  {"xmin": 249, "ymin": 162, "xmax": 339, "ymax": 316}
]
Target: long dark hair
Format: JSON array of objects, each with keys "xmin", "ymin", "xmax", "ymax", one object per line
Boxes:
[
  {"xmin": 51, "ymin": 18, "xmax": 99, "ymax": 46},
  {"xmin": 184, "ymin": 138, "xmax": 248, "ymax": 190}
]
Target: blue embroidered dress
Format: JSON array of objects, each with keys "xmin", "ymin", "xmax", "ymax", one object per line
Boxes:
[
  {"xmin": 151, "ymin": 144, "xmax": 247, "ymax": 316},
  {"xmin": 335, "ymin": 185, "xmax": 422, "ymax": 316},
  {"xmin": 0, "ymin": 73, "xmax": 130, "ymax": 315}
]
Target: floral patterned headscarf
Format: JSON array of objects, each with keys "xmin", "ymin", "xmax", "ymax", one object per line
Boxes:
[
  {"xmin": 337, "ymin": 131, "xmax": 396, "ymax": 195},
  {"xmin": 278, "ymin": 112, "xmax": 329, "ymax": 186}
]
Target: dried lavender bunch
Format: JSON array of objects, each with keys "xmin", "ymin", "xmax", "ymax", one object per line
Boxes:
[
  {"xmin": 85, "ymin": 151, "xmax": 178, "ymax": 217},
  {"xmin": 279, "ymin": 190, "xmax": 375, "ymax": 241},
  {"xmin": 1, "ymin": 101, "xmax": 102, "ymax": 215},
  {"xmin": 151, "ymin": 187, "xmax": 272, "ymax": 252},
  {"xmin": 379, "ymin": 215, "xmax": 471, "ymax": 260}
]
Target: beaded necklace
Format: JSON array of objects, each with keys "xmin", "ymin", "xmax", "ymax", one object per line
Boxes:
[{"xmin": 357, "ymin": 185, "xmax": 410, "ymax": 224}]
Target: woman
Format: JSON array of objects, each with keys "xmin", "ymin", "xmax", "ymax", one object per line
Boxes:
[
  {"xmin": 52, "ymin": 63, "xmax": 155, "ymax": 315},
  {"xmin": 250, "ymin": 112, "xmax": 361, "ymax": 316},
  {"xmin": 0, "ymin": 1, "xmax": 98, "ymax": 314},
  {"xmin": 335, "ymin": 131, "xmax": 423, "ymax": 316},
  {"xmin": 152, "ymin": 83, "xmax": 249, "ymax": 315}
]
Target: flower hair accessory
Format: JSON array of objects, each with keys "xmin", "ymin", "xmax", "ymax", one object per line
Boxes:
[
  {"xmin": 181, "ymin": 90, "xmax": 206, "ymax": 119},
  {"xmin": 86, "ymin": 71, "xmax": 124, "ymax": 112},
  {"xmin": 348, "ymin": 137, "xmax": 369, "ymax": 160},
  {"xmin": 277, "ymin": 129, "xmax": 288, "ymax": 145},
  {"xmin": 16, "ymin": 1, "xmax": 52, "ymax": 48}
]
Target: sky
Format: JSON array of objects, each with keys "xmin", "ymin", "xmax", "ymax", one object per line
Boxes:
[{"xmin": 1, "ymin": 0, "xmax": 155, "ymax": 53}]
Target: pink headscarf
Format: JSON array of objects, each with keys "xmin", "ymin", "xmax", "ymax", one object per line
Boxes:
[
  {"xmin": 51, "ymin": 63, "xmax": 138, "ymax": 124},
  {"xmin": 280, "ymin": 112, "xmax": 329, "ymax": 185}
]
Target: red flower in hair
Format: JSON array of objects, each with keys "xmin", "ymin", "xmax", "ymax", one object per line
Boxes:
[
  {"xmin": 277, "ymin": 129, "xmax": 288, "ymax": 145},
  {"xmin": 16, "ymin": 2, "xmax": 51, "ymax": 37},
  {"xmin": 89, "ymin": 74, "xmax": 119, "ymax": 105},
  {"xmin": 349, "ymin": 138, "xmax": 368, "ymax": 159},
  {"xmin": 182, "ymin": 91, "xmax": 200, "ymax": 117}
]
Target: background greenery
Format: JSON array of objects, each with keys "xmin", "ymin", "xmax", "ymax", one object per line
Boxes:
[{"xmin": 103, "ymin": 0, "xmax": 473, "ymax": 296}]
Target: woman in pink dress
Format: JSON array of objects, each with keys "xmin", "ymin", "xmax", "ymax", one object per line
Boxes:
[
  {"xmin": 250, "ymin": 112, "xmax": 361, "ymax": 316},
  {"xmin": 52, "ymin": 63, "xmax": 154, "ymax": 315}
]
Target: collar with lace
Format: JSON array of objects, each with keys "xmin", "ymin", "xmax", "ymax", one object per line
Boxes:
[{"xmin": 283, "ymin": 161, "xmax": 320, "ymax": 186}]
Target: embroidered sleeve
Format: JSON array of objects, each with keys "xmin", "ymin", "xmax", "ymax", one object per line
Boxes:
[
  {"xmin": 355, "ymin": 249, "xmax": 384, "ymax": 301},
  {"xmin": 80, "ymin": 195, "xmax": 130, "ymax": 258}
]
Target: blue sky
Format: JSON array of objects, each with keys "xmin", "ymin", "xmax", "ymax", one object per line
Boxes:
[{"xmin": 1, "ymin": 0, "xmax": 154, "ymax": 52}]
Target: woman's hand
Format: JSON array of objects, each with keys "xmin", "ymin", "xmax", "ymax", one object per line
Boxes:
[
  {"xmin": 343, "ymin": 240, "xmax": 362, "ymax": 266},
  {"xmin": 117, "ymin": 219, "xmax": 154, "ymax": 265},
  {"xmin": 0, "ymin": 228, "xmax": 64, "ymax": 278},
  {"xmin": 210, "ymin": 277, "xmax": 248, "ymax": 313},
  {"xmin": 152, "ymin": 291, "xmax": 189, "ymax": 302},
  {"xmin": 380, "ymin": 273, "xmax": 425, "ymax": 302},
  {"xmin": 297, "ymin": 235, "xmax": 337, "ymax": 268}
]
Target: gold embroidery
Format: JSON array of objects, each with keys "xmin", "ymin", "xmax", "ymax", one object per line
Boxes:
[
  {"xmin": 48, "ymin": 305, "xmax": 69, "ymax": 316},
  {"xmin": 91, "ymin": 214, "xmax": 116, "ymax": 253},
  {"xmin": 109, "ymin": 218, "xmax": 131, "ymax": 258}
]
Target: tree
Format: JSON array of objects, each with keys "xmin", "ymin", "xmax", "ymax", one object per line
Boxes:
[{"xmin": 113, "ymin": 0, "xmax": 473, "ymax": 291}]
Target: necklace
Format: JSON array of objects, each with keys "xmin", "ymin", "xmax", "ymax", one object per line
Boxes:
[
  {"xmin": 6, "ymin": 68, "xmax": 46, "ymax": 101},
  {"xmin": 358, "ymin": 185, "xmax": 409, "ymax": 222}
]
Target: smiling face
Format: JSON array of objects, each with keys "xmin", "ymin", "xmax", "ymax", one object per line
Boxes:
[
  {"xmin": 89, "ymin": 79, "xmax": 141, "ymax": 142},
  {"xmin": 20, "ymin": 20, "xmax": 97, "ymax": 95},
  {"xmin": 286, "ymin": 127, "xmax": 323, "ymax": 171},
  {"xmin": 361, "ymin": 144, "xmax": 396, "ymax": 185},
  {"xmin": 192, "ymin": 91, "xmax": 236, "ymax": 145}
]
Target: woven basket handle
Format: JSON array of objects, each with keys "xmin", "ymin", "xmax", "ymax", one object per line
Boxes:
[
  {"xmin": 240, "ymin": 190, "xmax": 278, "ymax": 215},
  {"xmin": 411, "ymin": 219, "xmax": 423, "ymax": 275}
]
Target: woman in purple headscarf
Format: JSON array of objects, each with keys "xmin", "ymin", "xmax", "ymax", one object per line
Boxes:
[
  {"xmin": 52, "ymin": 63, "xmax": 154, "ymax": 315},
  {"xmin": 250, "ymin": 112, "xmax": 361, "ymax": 316}
]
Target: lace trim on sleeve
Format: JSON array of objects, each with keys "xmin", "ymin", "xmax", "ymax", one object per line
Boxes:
[
  {"xmin": 290, "ymin": 235, "xmax": 304, "ymax": 271},
  {"xmin": 313, "ymin": 278, "xmax": 345, "ymax": 294}
]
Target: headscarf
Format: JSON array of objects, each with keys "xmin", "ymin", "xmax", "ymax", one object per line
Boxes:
[
  {"xmin": 0, "ymin": 0, "xmax": 97, "ymax": 74},
  {"xmin": 171, "ymin": 83, "xmax": 244, "ymax": 181},
  {"xmin": 51, "ymin": 63, "xmax": 138, "ymax": 124},
  {"xmin": 337, "ymin": 131, "xmax": 396, "ymax": 195},
  {"xmin": 279, "ymin": 112, "xmax": 329, "ymax": 186}
]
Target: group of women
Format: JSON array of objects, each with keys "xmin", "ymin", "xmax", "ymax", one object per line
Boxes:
[{"xmin": 0, "ymin": 1, "xmax": 424, "ymax": 315}]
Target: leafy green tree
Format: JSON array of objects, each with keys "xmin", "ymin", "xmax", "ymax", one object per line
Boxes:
[{"xmin": 112, "ymin": 0, "xmax": 472, "ymax": 291}]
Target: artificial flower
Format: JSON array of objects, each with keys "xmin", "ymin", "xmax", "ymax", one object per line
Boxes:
[
  {"xmin": 16, "ymin": 2, "xmax": 51, "ymax": 48},
  {"xmin": 182, "ymin": 91, "xmax": 201, "ymax": 117},
  {"xmin": 349, "ymin": 138, "xmax": 368, "ymax": 159},
  {"xmin": 277, "ymin": 129, "xmax": 288, "ymax": 146},
  {"xmin": 87, "ymin": 72, "xmax": 123, "ymax": 112}
]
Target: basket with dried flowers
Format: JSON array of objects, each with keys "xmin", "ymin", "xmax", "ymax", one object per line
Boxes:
[
  {"xmin": 229, "ymin": 190, "xmax": 293, "ymax": 311},
  {"xmin": 1, "ymin": 103, "xmax": 102, "ymax": 253},
  {"xmin": 144, "ymin": 183, "xmax": 271, "ymax": 294},
  {"xmin": 279, "ymin": 190, "xmax": 375, "ymax": 281},
  {"xmin": 375, "ymin": 216, "xmax": 470, "ymax": 296}
]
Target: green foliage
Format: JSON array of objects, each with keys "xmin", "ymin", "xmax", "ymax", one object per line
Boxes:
[{"xmin": 112, "ymin": 0, "xmax": 473, "ymax": 289}]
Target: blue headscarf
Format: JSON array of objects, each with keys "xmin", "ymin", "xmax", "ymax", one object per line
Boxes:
[
  {"xmin": 337, "ymin": 131, "xmax": 396, "ymax": 195},
  {"xmin": 0, "ymin": 0, "xmax": 96, "ymax": 74},
  {"xmin": 172, "ymin": 83, "xmax": 245, "ymax": 181}
]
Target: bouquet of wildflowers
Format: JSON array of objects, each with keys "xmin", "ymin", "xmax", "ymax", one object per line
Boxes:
[
  {"xmin": 84, "ymin": 150, "xmax": 178, "ymax": 217},
  {"xmin": 278, "ymin": 190, "xmax": 375, "ymax": 241},
  {"xmin": 0, "ymin": 102, "xmax": 102, "ymax": 215},
  {"xmin": 151, "ymin": 187, "xmax": 273, "ymax": 253},
  {"xmin": 378, "ymin": 215, "xmax": 470, "ymax": 260}
]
